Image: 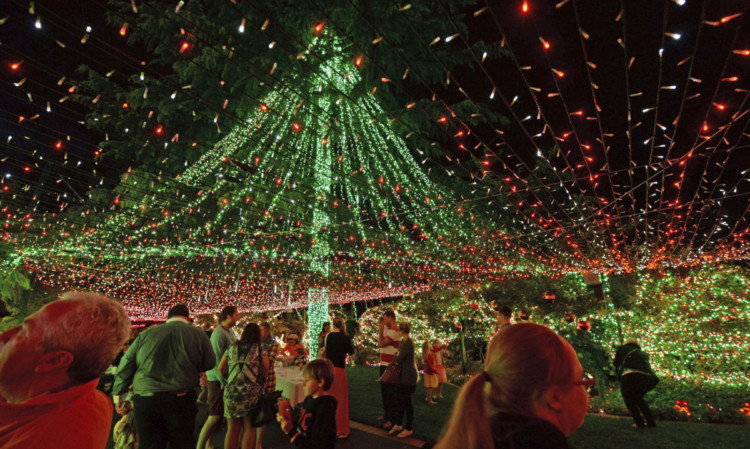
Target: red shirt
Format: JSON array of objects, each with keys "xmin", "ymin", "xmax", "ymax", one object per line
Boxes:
[
  {"xmin": 0, "ymin": 379, "xmax": 112, "ymax": 449},
  {"xmin": 425, "ymin": 352, "xmax": 437, "ymax": 375}
]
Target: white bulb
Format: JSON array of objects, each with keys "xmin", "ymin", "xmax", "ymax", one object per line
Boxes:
[
  {"xmin": 35, "ymin": 17, "xmax": 42, "ymax": 29},
  {"xmin": 238, "ymin": 24, "xmax": 245, "ymax": 33}
]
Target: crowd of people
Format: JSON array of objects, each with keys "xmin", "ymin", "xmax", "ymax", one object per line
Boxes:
[{"xmin": 0, "ymin": 292, "xmax": 661, "ymax": 449}]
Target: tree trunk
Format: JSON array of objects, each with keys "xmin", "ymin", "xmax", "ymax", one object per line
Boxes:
[{"xmin": 460, "ymin": 318, "xmax": 467, "ymax": 374}]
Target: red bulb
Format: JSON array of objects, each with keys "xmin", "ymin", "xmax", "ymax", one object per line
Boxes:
[
  {"xmin": 259, "ymin": 103, "xmax": 268, "ymax": 112},
  {"xmin": 354, "ymin": 54, "xmax": 364, "ymax": 67},
  {"xmin": 522, "ymin": 1, "xmax": 529, "ymax": 13},
  {"xmin": 155, "ymin": 125, "xmax": 163, "ymax": 134},
  {"xmin": 314, "ymin": 20, "xmax": 326, "ymax": 34},
  {"xmin": 122, "ymin": 102, "xmax": 129, "ymax": 109},
  {"xmin": 180, "ymin": 42, "xmax": 190, "ymax": 52},
  {"xmin": 119, "ymin": 23, "xmax": 127, "ymax": 36},
  {"xmin": 10, "ymin": 62, "xmax": 21, "ymax": 70},
  {"xmin": 437, "ymin": 116, "xmax": 448, "ymax": 123},
  {"xmin": 291, "ymin": 122, "xmax": 302, "ymax": 132},
  {"xmin": 55, "ymin": 141, "xmax": 62, "ymax": 149}
]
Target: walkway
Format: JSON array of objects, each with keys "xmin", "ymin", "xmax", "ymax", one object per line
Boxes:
[{"xmin": 106, "ymin": 402, "xmax": 428, "ymax": 449}]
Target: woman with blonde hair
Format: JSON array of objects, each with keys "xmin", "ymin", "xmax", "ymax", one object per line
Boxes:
[{"xmin": 435, "ymin": 323, "xmax": 589, "ymax": 449}]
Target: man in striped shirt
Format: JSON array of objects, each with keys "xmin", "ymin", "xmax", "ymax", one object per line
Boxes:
[{"xmin": 378, "ymin": 310, "xmax": 401, "ymax": 429}]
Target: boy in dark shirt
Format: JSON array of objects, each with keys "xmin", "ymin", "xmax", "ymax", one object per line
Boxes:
[{"xmin": 278, "ymin": 359, "xmax": 337, "ymax": 449}]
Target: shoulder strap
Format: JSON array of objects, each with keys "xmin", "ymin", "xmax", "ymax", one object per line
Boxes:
[
  {"xmin": 242, "ymin": 344, "xmax": 266, "ymax": 388},
  {"xmin": 617, "ymin": 347, "xmax": 640, "ymax": 376}
]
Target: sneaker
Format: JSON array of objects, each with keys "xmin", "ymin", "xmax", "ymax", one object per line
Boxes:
[
  {"xmin": 337, "ymin": 434, "xmax": 350, "ymax": 439},
  {"xmin": 397, "ymin": 429, "xmax": 413, "ymax": 439},
  {"xmin": 377, "ymin": 415, "xmax": 385, "ymax": 421},
  {"xmin": 389, "ymin": 425, "xmax": 403, "ymax": 435},
  {"xmin": 382, "ymin": 421, "xmax": 393, "ymax": 430}
]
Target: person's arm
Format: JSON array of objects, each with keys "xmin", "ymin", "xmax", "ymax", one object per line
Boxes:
[
  {"xmin": 113, "ymin": 335, "xmax": 140, "ymax": 397},
  {"xmin": 395, "ymin": 339, "xmax": 413, "ymax": 365},
  {"xmin": 378, "ymin": 326, "xmax": 397, "ymax": 348},
  {"xmin": 613, "ymin": 346, "xmax": 624, "ymax": 370},
  {"xmin": 345, "ymin": 334, "xmax": 355, "ymax": 355},
  {"xmin": 377, "ymin": 321, "xmax": 392, "ymax": 347},
  {"xmin": 219, "ymin": 355, "xmax": 229, "ymax": 379},
  {"xmin": 209, "ymin": 330, "xmax": 226, "ymax": 382},
  {"xmin": 199, "ymin": 330, "xmax": 217, "ymax": 373}
]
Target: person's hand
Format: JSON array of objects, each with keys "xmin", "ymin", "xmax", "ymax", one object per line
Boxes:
[
  {"xmin": 116, "ymin": 400, "xmax": 131, "ymax": 415},
  {"xmin": 277, "ymin": 414, "xmax": 292, "ymax": 432}
]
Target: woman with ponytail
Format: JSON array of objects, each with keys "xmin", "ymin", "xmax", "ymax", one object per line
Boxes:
[{"xmin": 434, "ymin": 323, "xmax": 589, "ymax": 449}]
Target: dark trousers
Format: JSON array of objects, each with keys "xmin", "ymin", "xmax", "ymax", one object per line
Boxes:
[
  {"xmin": 393, "ymin": 384, "xmax": 416, "ymax": 430},
  {"xmin": 380, "ymin": 366, "xmax": 395, "ymax": 422},
  {"xmin": 133, "ymin": 390, "xmax": 198, "ymax": 449},
  {"xmin": 620, "ymin": 374, "xmax": 656, "ymax": 427}
]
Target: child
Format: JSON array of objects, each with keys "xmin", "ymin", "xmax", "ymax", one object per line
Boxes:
[
  {"xmin": 278, "ymin": 359, "xmax": 338, "ymax": 449},
  {"xmin": 113, "ymin": 395, "xmax": 137, "ymax": 449},
  {"xmin": 422, "ymin": 341, "xmax": 438, "ymax": 404},
  {"xmin": 432, "ymin": 339, "xmax": 449, "ymax": 399}
]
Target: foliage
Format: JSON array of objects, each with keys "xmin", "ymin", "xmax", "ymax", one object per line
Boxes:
[
  {"xmin": 0, "ymin": 267, "xmax": 32, "ymax": 307},
  {"xmin": 353, "ymin": 265, "xmax": 750, "ymax": 424}
]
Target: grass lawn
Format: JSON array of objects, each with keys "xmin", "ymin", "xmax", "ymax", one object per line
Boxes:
[{"xmin": 346, "ymin": 366, "xmax": 750, "ymax": 448}]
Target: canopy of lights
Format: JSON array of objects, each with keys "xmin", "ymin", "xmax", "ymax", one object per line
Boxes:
[{"xmin": 1, "ymin": 0, "xmax": 749, "ymax": 319}]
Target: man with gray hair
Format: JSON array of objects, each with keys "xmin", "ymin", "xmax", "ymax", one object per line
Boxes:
[{"xmin": 0, "ymin": 292, "xmax": 131, "ymax": 448}]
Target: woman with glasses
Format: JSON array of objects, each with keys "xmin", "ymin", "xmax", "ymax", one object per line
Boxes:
[{"xmin": 435, "ymin": 323, "xmax": 590, "ymax": 449}]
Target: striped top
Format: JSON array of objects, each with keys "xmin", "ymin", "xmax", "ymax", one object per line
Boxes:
[{"xmin": 379, "ymin": 327, "xmax": 401, "ymax": 365}]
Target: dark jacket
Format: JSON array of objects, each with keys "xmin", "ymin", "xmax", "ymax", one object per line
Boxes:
[
  {"xmin": 323, "ymin": 331, "xmax": 354, "ymax": 368},
  {"xmin": 614, "ymin": 343, "xmax": 654, "ymax": 380},
  {"xmin": 395, "ymin": 338, "xmax": 417, "ymax": 386},
  {"xmin": 288, "ymin": 395, "xmax": 337, "ymax": 449},
  {"xmin": 490, "ymin": 412, "xmax": 573, "ymax": 449}
]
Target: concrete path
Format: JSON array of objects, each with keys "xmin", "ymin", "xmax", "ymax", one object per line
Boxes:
[{"xmin": 106, "ymin": 401, "xmax": 429, "ymax": 449}]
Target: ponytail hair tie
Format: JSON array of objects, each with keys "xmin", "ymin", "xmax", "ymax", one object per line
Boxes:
[{"xmin": 482, "ymin": 371, "xmax": 492, "ymax": 384}]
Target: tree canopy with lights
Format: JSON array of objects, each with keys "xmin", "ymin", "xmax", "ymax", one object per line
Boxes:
[{"xmin": 0, "ymin": 0, "xmax": 749, "ymax": 320}]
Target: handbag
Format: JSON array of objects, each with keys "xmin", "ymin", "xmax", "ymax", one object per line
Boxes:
[
  {"xmin": 378, "ymin": 363, "xmax": 401, "ymax": 385},
  {"xmin": 249, "ymin": 389, "xmax": 282, "ymax": 427},
  {"xmin": 243, "ymin": 343, "xmax": 283, "ymax": 427},
  {"xmin": 317, "ymin": 332, "xmax": 330, "ymax": 359}
]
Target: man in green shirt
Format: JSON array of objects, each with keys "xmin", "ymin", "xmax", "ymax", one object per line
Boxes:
[
  {"xmin": 113, "ymin": 304, "xmax": 214, "ymax": 449},
  {"xmin": 197, "ymin": 305, "xmax": 238, "ymax": 449}
]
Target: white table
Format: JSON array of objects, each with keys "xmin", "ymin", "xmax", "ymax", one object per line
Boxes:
[{"xmin": 275, "ymin": 366, "xmax": 306, "ymax": 407}]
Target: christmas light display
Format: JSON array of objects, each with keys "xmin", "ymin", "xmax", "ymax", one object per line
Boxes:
[
  {"xmin": 306, "ymin": 291, "xmax": 329, "ymax": 358},
  {"xmin": 0, "ymin": 0, "xmax": 747, "ymax": 359}
]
